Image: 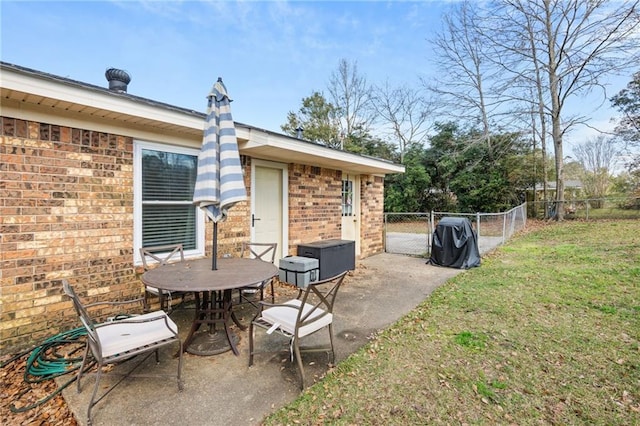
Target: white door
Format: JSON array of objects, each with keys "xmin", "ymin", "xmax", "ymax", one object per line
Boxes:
[
  {"xmin": 252, "ymin": 161, "xmax": 288, "ymax": 261},
  {"xmin": 341, "ymin": 173, "xmax": 361, "ymax": 256}
]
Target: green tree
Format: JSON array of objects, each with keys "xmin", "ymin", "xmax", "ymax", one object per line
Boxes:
[
  {"xmin": 611, "ymin": 70, "xmax": 640, "ymax": 191},
  {"xmin": 563, "ymin": 160, "xmax": 585, "ymax": 182},
  {"xmin": 384, "ymin": 145, "xmax": 430, "ymax": 212},
  {"xmin": 424, "ymin": 122, "xmax": 530, "ymax": 212},
  {"xmin": 611, "ymin": 70, "xmax": 640, "ymax": 145},
  {"xmin": 281, "ymin": 92, "xmax": 342, "ymax": 148},
  {"xmin": 611, "ymin": 171, "xmax": 640, "ymax": 198},
  {"xmin": 343, "ymin": 131, "xmax": 397, "ymax": 161},
  {"xmin": 422, "ymin": 122, "xmax": 459, "ymax": 211}
]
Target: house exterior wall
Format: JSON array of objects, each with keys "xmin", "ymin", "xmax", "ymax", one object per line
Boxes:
[
  {"xmin": 0, "ymin": 116, "xmax": 386, "ymax": 354},
  {"xmin": 211, "ymin": 159, "xmax": 251, "ymax": 259},
  {"xmin": 288, "ymin": 164, "xmax": 342, "ymax": 252},
  {"xmin": 359, "ymin": 175, "xmax": 385, "ymax": 257},
  {"xmin": 286, "ymin": 166, "xmax": 385, "ymax": 258},
  {"xmin": 1, "ymin": 117, "xmax": 139, "ymax": 352}
]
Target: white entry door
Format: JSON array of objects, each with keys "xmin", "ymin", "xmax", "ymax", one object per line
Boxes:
[
  {"xmin": 252, "ymin": 161, "xmax": 288, "ymax": 261},
  {"xmin": 341, "ymin": 173, "xmax": 361, "ymax": 256}
]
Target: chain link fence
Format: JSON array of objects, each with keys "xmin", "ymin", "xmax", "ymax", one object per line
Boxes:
[
  {"xmin": 384, "ymin": 203, "xmax": 527, "ymax": 257},
  {"xmin": 383, "ymin": 213, "xmax": 431, "ymax": 256},
  {"xmin": 528, "ymin": 197, "xmax": 640, "ymax": 220}
]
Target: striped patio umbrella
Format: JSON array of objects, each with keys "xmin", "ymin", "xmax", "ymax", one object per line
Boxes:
[{"xmin": 193, "ymin": 78, "xmax": 246, "ymax": 270}]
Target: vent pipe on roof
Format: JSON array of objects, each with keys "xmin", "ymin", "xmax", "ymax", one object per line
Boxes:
[
  {"xmin": 105, "ymin": 68, "xmax": 131, "ymax": 92},
  {"xmin": 296, "ymin": 126, "xmax": 304, "ymax": 139}
]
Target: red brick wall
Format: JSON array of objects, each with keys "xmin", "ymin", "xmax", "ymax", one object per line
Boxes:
[
  {"xmin": 359, "ymin": 175, "xmax": 385, "ymax": 257},
  {"xmin": 0, "ymin": 116, "xmax": 387, "ymax": 354},
  {"xmin": 0, "ymin": 117, "xmax": 257, "ymax": 353},
  {"xmin": 1, "ymin": 117, "xmax": 139, "ymax": 352},
  {"xmin": 287, "ymin": 164, "xmax": 342, "ymax": 255}
]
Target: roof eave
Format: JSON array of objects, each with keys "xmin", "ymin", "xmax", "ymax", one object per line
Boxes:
[{"xmin": 0, "ymin": 62, "xmax": 404, "ymax": 175}]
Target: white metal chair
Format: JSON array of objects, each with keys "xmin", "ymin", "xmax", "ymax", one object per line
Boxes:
[
  {"xmin": 237, "ymin": 242, "xmax": 277, "ymax": 306},
  {"xmin": 249, "ymin": 271, "xmax": 347, "ymax": 389},
  {"xmin": 62, "ymin": 279, "xmax": 183, "ymax": 426},
  {"xmin": 140, "ymin": 244, "xmax": 187, "ymax": 313}
]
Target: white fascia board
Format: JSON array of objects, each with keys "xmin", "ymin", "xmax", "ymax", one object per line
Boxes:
[
  {"xmin": 2, "ymin": 65, "xmax": 404, "ymax": 175},
  {"xmin": 237, "ymin": 126, "xmax": 405, "ymax": 174},
  {"xmin": 1, "ymin": 67, "xmax": 204, "ymax": 130}
]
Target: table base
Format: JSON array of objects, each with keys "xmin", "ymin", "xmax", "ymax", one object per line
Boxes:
[
  {"xmin": 186, "ymin": 330, "xmax": 240, "ymax": 356},
  {"xmin": 182, "ymin": 290, "xmax": 243, "ymax": 356},
  {"xmin": 141, "ymin": 257, "xmax": 277, "ymax": 357}
]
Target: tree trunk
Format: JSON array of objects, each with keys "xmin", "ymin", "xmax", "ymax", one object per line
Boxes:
[{"xmin": 544, "ymin": 0, "xmax": 564, "ymax": 220}]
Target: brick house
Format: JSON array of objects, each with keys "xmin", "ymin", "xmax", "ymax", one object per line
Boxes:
[{"xmin": 0, "ymin": 62, "xmax": 404, "ymax": 353}]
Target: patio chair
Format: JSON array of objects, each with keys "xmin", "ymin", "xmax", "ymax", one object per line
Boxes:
[
  {"xmin": 62, "ymin": 279, "xmax": 183, "ymax": 426},
  {"xmin": 249, "ymin": 270, "xmax": 348, "ymax": 389},
  {"xmin": 237, "ymin": 242, "xmax": 277, "ymax": 306},
  {"xmin": 140, "ymin": 244, "xmax": 187, "ymax": 313}
]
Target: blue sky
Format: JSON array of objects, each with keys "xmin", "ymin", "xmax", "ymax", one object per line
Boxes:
[
  {"xmin": 1, "ymin": 0, "xmax": 631, "ymax": 150},
  {"xmin": 1, "ymin": 0, "xmax": 445, "ymax": 133}
]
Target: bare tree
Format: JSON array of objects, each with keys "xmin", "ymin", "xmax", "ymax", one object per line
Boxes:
[
  {"xmin": 370, "ymin": 81, "xmax": 431, "ymax": 163},
  {"xmin": 574, "ymin": 135, "xmax": 621, "ymax": 202},
  {"xmin": 327, "ymin": 59, "xmax": 374, "ymax": 146},
  {"xmin": 503, "ymin": 0, "xmax": 640, "ymax": 219},
  {"xmin": 491, "ymin": 2, "xmax": 555, "ymax": 216},
  {"xmin": 432, "ymin": 0, "xmax": 640, "ymax": 219},
  {"xmin": 426, "ymin": 1, "xmax": 511, "ymax": 158}
]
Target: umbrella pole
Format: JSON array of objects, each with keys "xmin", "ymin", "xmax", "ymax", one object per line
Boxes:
[{"xmin": 212, "ymin": 222, "xmax": 218, "ymax": 270}]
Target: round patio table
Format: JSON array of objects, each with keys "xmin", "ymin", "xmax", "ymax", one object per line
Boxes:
[{"xmin": 141, "ymin": 257, "xmax": 278, "ymax": 356}]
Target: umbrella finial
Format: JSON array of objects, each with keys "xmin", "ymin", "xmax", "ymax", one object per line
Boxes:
[{"xmin": 211, "ymin": 78, "xmax": 231, "ymax": 102}]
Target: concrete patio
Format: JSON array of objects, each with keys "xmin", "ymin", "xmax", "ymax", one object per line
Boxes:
[{"xmin": 60, "ymin": 253, "xmax": 464, "ymax": 426}]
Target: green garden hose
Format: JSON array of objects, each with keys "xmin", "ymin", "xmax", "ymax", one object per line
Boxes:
[
  {"xmin": 6, "ymin": 313, "xmax": 135, "ymax": 413},
  {"xmin": 6, "ymin": 327, "xmax": 95, "ymax": 413}
]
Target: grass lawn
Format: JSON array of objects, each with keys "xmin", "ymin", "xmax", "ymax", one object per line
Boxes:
[
  {"xmin": 574, "ymin": 207, "xmax": 640, "ymax": 220},
  {"xmin": 265, "ymin": 220, "xmax": 640, "ymax": 425}
]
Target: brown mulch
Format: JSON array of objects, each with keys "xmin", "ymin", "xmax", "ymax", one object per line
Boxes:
[{"xmin": 1, "ymin": 352, "xmax": 78, "ymax": 426}]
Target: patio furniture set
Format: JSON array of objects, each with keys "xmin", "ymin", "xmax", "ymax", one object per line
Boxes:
[{"xmin": 63, "ymin": 242, "xmax": 348, "ymax": 425}]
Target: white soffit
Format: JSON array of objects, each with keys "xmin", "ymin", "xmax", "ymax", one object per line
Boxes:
[
  {"xmin": 1, "ymin": 63, "xmax": 404, "ymax": 175},
  {"xmin": 1, "ymin": 65, "xmax": 203, "ymax": 131},
  {"xmin": 236, "ymin": 126, "xmax": 404, "ymax": 175}
]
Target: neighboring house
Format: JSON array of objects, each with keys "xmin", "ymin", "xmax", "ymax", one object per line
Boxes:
[
  {"xmin": 532, "ymin": 180, "xmax": 583, "ymax": 199},
  {"xmin": 0, "ymin": 62, "xmax": 404, "ymax": 353},
  {"xmin": 526, "ymin": 180, "xmax": 583, "ymax": 217}
]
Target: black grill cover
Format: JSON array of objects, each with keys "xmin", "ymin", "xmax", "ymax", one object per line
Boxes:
[{"xmin": 429, "ymin": 217, "xmax": 481, "ymax": 269}]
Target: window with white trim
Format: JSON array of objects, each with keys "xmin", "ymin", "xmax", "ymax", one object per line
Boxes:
[
  {"xmin": 134, "ymin": 141, "xmax": 204, "ymax": 263},
  {"xmin": 342, "ymin": 178, "xmax": 354, "ymax": 216}
]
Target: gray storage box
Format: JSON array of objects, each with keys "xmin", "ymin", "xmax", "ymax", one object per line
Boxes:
[
  {"xmin": 297, "ymin": 239, "xmax": 355, "ymax": 280},
  {"xmin": 278, "ymin": 256, "xmax": 319, "ymax": 288}
]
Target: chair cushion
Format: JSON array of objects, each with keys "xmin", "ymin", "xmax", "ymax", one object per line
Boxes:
[
  {"xmin": 145, "ymin": 286, "xmax": 172, "ymax": 296},
  {"xmin": 261, "ymin": 299, "xmax": 333, "ymax": 338},
  {"xmin": 96, "ymin": 311, "xmax": 178, "ymax": 358}
]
